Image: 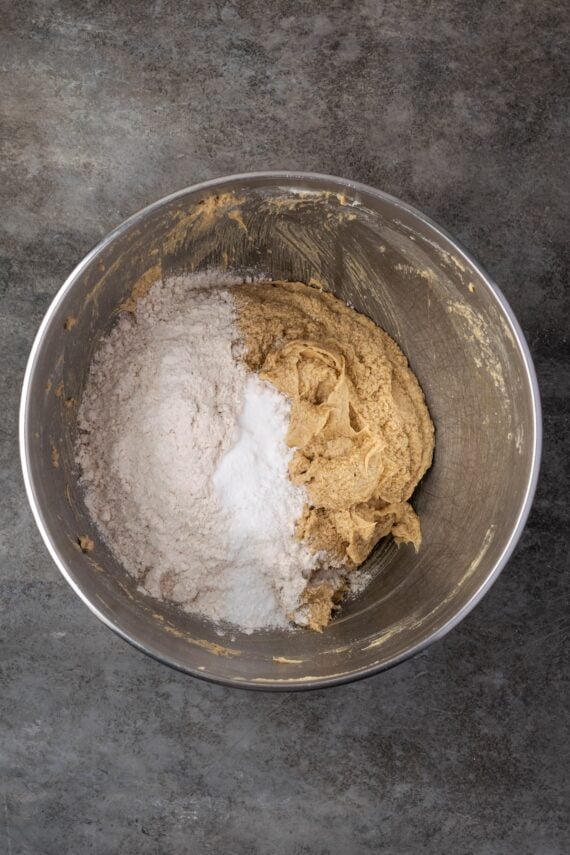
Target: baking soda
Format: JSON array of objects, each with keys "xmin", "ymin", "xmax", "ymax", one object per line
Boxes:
[{"xmin": 213, "ymin": 374, "xmax": 317, "ymax": 623}]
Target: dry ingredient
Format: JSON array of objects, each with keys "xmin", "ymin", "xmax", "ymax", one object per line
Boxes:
[
  {"xmin": 76, "ymin": 279, "xmax": 319, "ymax": 632},
  {"xmin": 77, "ymin": 275, "xmax": 434, "ymax": 633},
  {"xmin": 212, "ymin": 372, "xmax": 322, "ymax": 626}
]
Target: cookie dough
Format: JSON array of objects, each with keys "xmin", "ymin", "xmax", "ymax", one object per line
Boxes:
[{"xmin": 236, "ymin": 281, "xmax": 435, "ymax": 614}]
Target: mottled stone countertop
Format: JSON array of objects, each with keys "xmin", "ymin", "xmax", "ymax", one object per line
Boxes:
[{"xmin": 1, "ymin": 2, "xmax": 567, "ymax": 853}]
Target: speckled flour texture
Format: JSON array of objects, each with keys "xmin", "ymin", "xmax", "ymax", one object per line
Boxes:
[{"xmin": 76, "ymin": 278, "xmax": 320, "ymax": 632}]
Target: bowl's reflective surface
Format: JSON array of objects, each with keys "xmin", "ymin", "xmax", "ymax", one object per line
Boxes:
[{"xmin": 20, "ymin": 173, "xmax": 541, "ymax": 689}]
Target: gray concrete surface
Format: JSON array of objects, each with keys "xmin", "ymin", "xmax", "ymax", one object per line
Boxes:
[{"xmin": 1, "ymin": 1, "xmax": 568, "ymax": 853}]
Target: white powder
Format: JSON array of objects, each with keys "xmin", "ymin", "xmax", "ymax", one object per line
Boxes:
[
  {"xmin": 76, "ymin": 277, "xmax": 319, "ymax": 632},
  {"xmin": 213, "ymin": 374, "xmax": 317, "ymax": 623}
]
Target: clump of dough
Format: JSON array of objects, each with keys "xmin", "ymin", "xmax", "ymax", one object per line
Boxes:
[{"xmin": 235, "ymin": 281, "xmax": 435, "ymax": 593}]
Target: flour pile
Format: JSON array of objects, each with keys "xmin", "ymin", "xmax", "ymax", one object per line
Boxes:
[{"xmin": 76, "ymin": 279, "xmax": 319, "ymax": 631}]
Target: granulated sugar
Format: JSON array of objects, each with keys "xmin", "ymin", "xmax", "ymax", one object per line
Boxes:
[{"xmin": 76, "ymin": 277, "xmax": 319, "ymax": 632}]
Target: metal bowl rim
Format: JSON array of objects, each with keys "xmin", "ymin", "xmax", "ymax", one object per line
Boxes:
[{"xmin": 19, "ymin": 170, "xmax": 543, "ymax": 690}]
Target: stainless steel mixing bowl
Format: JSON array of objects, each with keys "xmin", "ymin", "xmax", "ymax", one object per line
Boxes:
[{"xmin": 20, "ymin": 172, "xmax": 541, "ymax": 690}]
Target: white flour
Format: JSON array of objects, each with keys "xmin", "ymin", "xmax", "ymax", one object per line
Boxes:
[{"xmin": 76, "ymin": 278, "xmax": 319, "ymax": 632}]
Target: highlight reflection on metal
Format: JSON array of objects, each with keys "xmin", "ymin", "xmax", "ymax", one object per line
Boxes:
[{"xmin": 19, "ymin": 172, "xmax": 541, "ymax": 690}]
